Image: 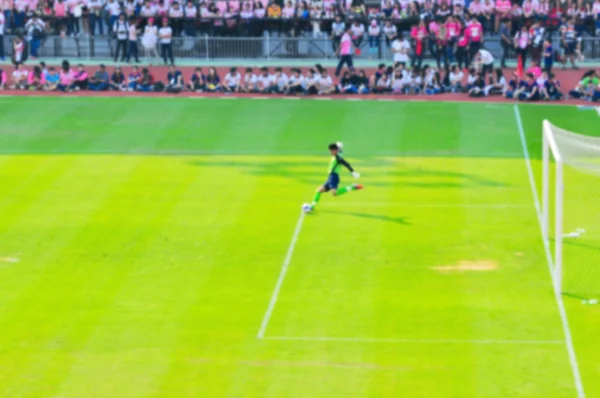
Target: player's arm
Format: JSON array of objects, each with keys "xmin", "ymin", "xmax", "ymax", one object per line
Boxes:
[{"xmin": 337, "ymin": 155, "xmax": 360, "ymax": 179}]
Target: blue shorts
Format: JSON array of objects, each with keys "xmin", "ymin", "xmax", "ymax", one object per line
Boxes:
[{"xmin": 323, "ymin": 173, "xmax": 340, "ymax": 191}]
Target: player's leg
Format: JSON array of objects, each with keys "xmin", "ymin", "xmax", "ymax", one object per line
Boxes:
[
  {"xmin": 335, "ymin": 183, "xmax": 363, "ymax": 196},
  {"xmin": 311, "ymin": 185, "xmax": 327, "ymax": 208}
]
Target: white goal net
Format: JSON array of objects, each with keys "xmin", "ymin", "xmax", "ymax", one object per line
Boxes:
[{"xmin": 543, "ymin": 120, "xmax": 600, "ymax": 299}]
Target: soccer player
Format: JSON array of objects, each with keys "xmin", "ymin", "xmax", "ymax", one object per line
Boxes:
[{"xmin": 308, "ymin": 143, "xmax": 363, "ymax": 211}]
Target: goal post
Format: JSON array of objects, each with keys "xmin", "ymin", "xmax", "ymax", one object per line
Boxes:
[
  {"xmin": 542, "ymin": 120, "xmax": 563, "ymax": 294},
  {"xmin": 542, "ymin": 120, "xmax": 600, "ymax": 299}
]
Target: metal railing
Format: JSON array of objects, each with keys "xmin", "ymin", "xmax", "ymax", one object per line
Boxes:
[{"xmin": 4, "ymin": 34, "xmax": 600, "ymax": 62}]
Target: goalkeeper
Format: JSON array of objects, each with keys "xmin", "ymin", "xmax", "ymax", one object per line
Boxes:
[{"xmin": 308, "ymin": 142, "xmax": 363, "ymax": 211}]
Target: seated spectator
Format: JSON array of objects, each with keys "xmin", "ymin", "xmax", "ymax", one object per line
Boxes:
[
  {"xmin": 242, "ymin": 67, "xmax": 257, "ymax": 92},
  {"xmin": 484, "ymin": 68, "xmax": 507, "ymax": 96},
  {"xmin": 111, "ymin": 66, "xmax": 127, "ymax": 91},
  {"xmin": 318, "ymin": 69, "xmax": 336, "ymax": 95},
  {"xmin": 356, "ymin": 70, "xmax": 369, "ymax": 94},
  {"xmin": 504, "ymin": 72, "xmax": 521, "ymax": 99},
  {"xmin": 128, "ymin": 66, "xmax": 142, "ymax": 91},
  {"xmin": 448, "ymin": 64, "xmax": 464, "ymax": 93},
  {"xmin": 223, "ymin": 67, "xmax": 242, "ymax": 92},
  {"xmin": 188, "ymin": 67, "xmax": 206, "ymax": 92},
  {"xmin": 545, "ymin": 73, "xmax": 563, "ymax": 100},
  {"xmin": 57, "ymin": 60, "xmax": 74, "ymax": 92},
  {"xmin": 526, "ymin": 60, "xmax": 542, "ymax": 79},
  {"xmin": 45, "ymin": 67, "xmax": 60, "ymax": 91},
  {"xmin": 256, "ymin": 67, "xmax": 272, "ymax": 93},
  {"xmin": 284, "ymin": 68, "xmax": 305, "ymax": 95},
  {"xmin": 11, "ymin": 64, "xmax": 29, "ymax": 90},
  {"xmin": 305, "ymin": 68, "xmax": 319, "ymax": 95},
  {"xmin": 0, "ymin": 69, "xmax": 7, "ymax": 90},
  {"xmin": 465, "ymin": 68, "xmax": 478, "ymax": 91},
  {"xmin": 468, "ymin": 72, "xmax": 486, "ymax": 97},
  {"xmin": 89, "ymin": 64, "xmax": 110, "ymax": 91},
  {"xmin": 568, "ymin": 70, "xmax": 598, "ymax": 99},
  {"xmin": 269, "ymin": 67, "xmax": 288, "ymax": 93},
  {"xmin": 424, "ymin": 69, "xmax": 442, "ymax": 95},
  {"xmin": 391, "ymin": 68, "xmax": 404, "ymax": 94},
  {"xmin": 404, "ymin": 69, "xmax": 422, "ymax": 94},
  {"xmin": 27, "ymin": 66, "xmax": 46, "ymax": 91},
  {"xmin": 518, "ymin": 73, "xmax": 540, "ymax": 101},
  {"xmin": 205, "ymin": 67, "xmax": 221, "ymax": 92},
  {"xmin": 166, "ymin": 65, "xmax": 184, "ymax": 92},
  {"xmin": 137, "ymin": 68, "xmax": 155, "ymax": 91},
  {"xmin": 338, "ymin": 70, "xmax": 357, "ymax": 94},
  {"xmin": 350, "ymin": 20, "xmax": 365, "ymax": 48},
  {"xmin": 72, "ymin": 64, "xmax": 89, "ymax": 91}
]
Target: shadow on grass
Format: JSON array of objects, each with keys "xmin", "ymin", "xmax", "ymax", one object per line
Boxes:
[
  {"xmin": 319, "ymin": 209, "xmax": 412, "ymax": 226},
  {"xmin": 188, "ymin": 159, "xmax": 510, "ymax": 189}
]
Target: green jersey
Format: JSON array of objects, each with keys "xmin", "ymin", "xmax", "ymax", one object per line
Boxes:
[{"xmin": 328, "ymin": 154, "xmax": 354, "ymax": 175}]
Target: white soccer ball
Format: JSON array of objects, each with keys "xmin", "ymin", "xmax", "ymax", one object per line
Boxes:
[{"xmin": 302, "ymin": 203, "xmax": 312, "ymax": 213}]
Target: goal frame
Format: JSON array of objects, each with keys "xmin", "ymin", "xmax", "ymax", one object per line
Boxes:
[{"xmin": 542, "ymin": 120, "xmax": 563, "ymax": 294}]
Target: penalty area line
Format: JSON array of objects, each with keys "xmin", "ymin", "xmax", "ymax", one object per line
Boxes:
[
  {"xmin": 263, "ymin": 336, "xmax": 564, "ymax": 345},
  {"xmin": 514, "ymin": 104, "xmax": 586, "ymax": 398},
  {"xmin": 257, "ymin": 211, "xmax": 306, "ymax": 339}
]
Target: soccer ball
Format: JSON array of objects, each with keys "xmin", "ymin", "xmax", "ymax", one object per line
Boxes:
[{"xmin": 302, "ymin": 203, "xmax": 313, "ymax": 213}]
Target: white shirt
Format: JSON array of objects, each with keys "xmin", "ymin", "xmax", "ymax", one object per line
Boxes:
[
  {"xmin": 244, "ymin": 73, "xmax": 258, "ymax": 87},
  {"xmin": 185, "ymin": 5, "xmax": 197, "ymax": 17},
  {"xmin": 114, "ymin": 20, "xmax": 129, "ymax": 40},
  {"xmin": 391, "ymin": 39, "xmax": 410, "ymax": 63},
  {"xmin": 128, "ymin": 24, "xmax": 137, "ymax": 41},
  {"xmin": 12, "ymin": 69, "xmax": 28, "ymax": 82},
  {"xmin": 169, "ymin": 6, "xmax": 184, "ymax": 17},
  {"xmin": 479, "ymin": 49, "xmax": 494, "ymax": 64},
  {"xmin": 319, "ymin": 75, "xmax": 333, "ymax": 89},
  {"xmin": 449, "ymin": 71, "xmax": 464, "ymax": 84},
  {"xmin": 383, "ymin": 24, "xmax": 397, "ymax": 38},
  {"xmin": 276, "ymin": 73, "xmax": 289, "ymax": 90},
  {"xmin": 368, "ymin": 24, "xmax": 380, "ymax": 36},
  {"xmin": 106, "ymin": 1, "xmax": 121, "ymax": 16},
  {"xmin": 158, "ymin": 26, "xmax": 172, "ymax": 43},
  {"xmin": 225, "ymin": 72, "xmax": 241, "ymax": 86},
  {"xmin": 0, "ymin": 12, "xmax": 4, "ymax": 36},
  {"xmin": 350, "ymin": 23, "xmax": 364, "ymax": 37},
  {"xmin": 140, "ymin": 5, "xmax": 156, "ymax": 16},
  {"xmin": 257, "ymin": 74, "xmax": 273, "ymax": 89}
]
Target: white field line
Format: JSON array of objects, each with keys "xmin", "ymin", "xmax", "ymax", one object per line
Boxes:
[
  {"xmin": 257, "ymin": 211, "xmax": 306, "ymax": 339},
  {"xmin": 264, "ymin": 336, "xmax": 564, "ymax": 345},
  {"xmin": 514, "ymin": 104, "xmax": 585, "ymax": 398},
  {"xmin": 321, "ymin": 202, "xmax": 529, "ymax": 208}
]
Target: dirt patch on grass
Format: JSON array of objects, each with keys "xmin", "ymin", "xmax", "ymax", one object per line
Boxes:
[{"xmin": 431, "ymin": 260, "xmax": 497, "ymax": 273}]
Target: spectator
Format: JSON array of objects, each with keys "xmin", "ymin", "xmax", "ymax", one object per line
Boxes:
[
  {"xmin": 106, "ymin": 0, "xmax": 122, "ymax": 33},
  {"xmin": 57, "ymin": 60, "xmax": 74, "ymax": 91},
  {"xmin": 169, "ymin": 2, "xmax": 184, "ymax": 36},
  {"xmin": 126, "ymin": 17, "xmax": 140, "ymax": 63},
  {"xmin": 72, "ymin": 64, "xmax": 88, "ymax": 90},
  {"xmin": 545, "ymin": 73, "xmax": 563, "ymax": 100},
  {"xmin": 110, "ymin": 66, "xmax": 126, "ymax": 90},
  {"xmin": 543, "ymin": 38, "xmax": 553, "ymax": 73},
  {"xmin": 561, "ymin": 18, "xmax": 579, "ymax": 69},
  {"xmin": 205, "ymin": 67, "xmax": 221, "ymax": 92},
  {"xmin": 284, "ymin": 68, "xmax": 305, "ymax": 95},
  {"xmin": 271, "ymin": 67, "xmax": 288, "ymax": 93},
  {"xmin": 127, "ymin": 65, "xmax": 141, "ymax": 90},
  {"xmin": 188, "ymin": 66, "xmax": 206, "ymax": 92},
  {"xmin": 476, "ymin": 48, "xmax": 494, "ymax": 76},
  {"xmin": 466, "ymin": 14, "xmax": 483, "ymax": 63},
  {"xmin": 113, "ymin": 14, "xmax": 129, "ymax": 62},
  {"xmin": 350, "ymin": 19, "xmax": 365, "ymax": 48},
  {"xmin": 223, "ymin": 66, "xmax": 241, "ymax": 92},
  {"xmin": 88, "ymin": 0, "xmax": 104, "ymax": 36},
  {"xmin": 448, "ymin": 64, "xmax": 463, "ymax": 92},
  {"xmin": 410, "ymin": 21, "xmax": 427, "ymax": 70},
  {"xmin": 159, "ymin": 18, "xmax": 174, "ymax": 65},
  {"xmin": 184, "ymin": 0, "xmax": 197, "ymax": 36},
  {"xmin": 241, "ymin": 67, "xmax": 257, "ymax": 92},
  {"xmin": 514, "ymin": 24, "xmax": 530, "ymax": 69},
  {"xmin": 318, "ymin": 68, "xmax": 336, "ymax": 94},
  {"xmin": 25, "ymin": 14, "xmax": 45, "ymax": 60},
  {"xmin": 256, "ymin": 67, "xmax": 272, "ymax": 93},
  {"xmin": 0, "ymin": 9, "xmax": 4, "ymax": 60},
  {"xmin": 45, "ymin": 67, "xmax": 60, "ymax": 90},
  {"xmin": 137, "ymin": 67, "xmax": 154, "ymax": 91},
  {"xmin": 27, "ymin": 65, "xmax": 45, "ymax": 90},
  {"xmin": 485, "ymin": 68, "xmax": 507, "ymax": 95},
  {"xmin": 88, "ymin": 64, "xmax": 109, "ymax": 91},
  {"xmin": 498, "ymin": 19, "xmax": 511, "ymax": 68},
  {"xmin": 140, "ymin": 1, "xmax": 157, "ymax": 17},
  {"xmin": 10, "ymin": 63, "xmax": 28, "ymax": 89},
  {"xmin": 367, "ymin": 20, "xmax": 380, "ymax": 57},
  {"xmin": 331, "ymin": 15, "xmax": 345, "ymax": 52},
  {"xmin": 142, "ymin": 17, "xmax": 159, "ymax": 63},
  {"xmin": 391, "ymin": 33, "xmax": 409, "ymax": 67},
  {"xmin": 382, "ymin": 20, "xmax": 397, "ymax": 48},
  {"xmin": 166, "ymin": 65, "xmax": 184, "ymax": 93},
  {"xmin": 456, "ymin": 23, "xmax": 468, "ymax": 69},
  {"xmin": 495, "ymin": 0, "xmax": 512, "ymax": 31},
  {"xmin": 518, "ymin": 72, "xmax": 540, "ymax": 101},
  {"xmin": 335, "ymin": 26, "xmax": 353, "ymax": 77},
  {"xmin": 467, "ymin": 72, "xmax": 485, "ymax": 97}
]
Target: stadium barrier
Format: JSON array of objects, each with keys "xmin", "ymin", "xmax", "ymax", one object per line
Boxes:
[{"xmin": 3, "ymin": 34, "xmax": 600, "ymax": 63}]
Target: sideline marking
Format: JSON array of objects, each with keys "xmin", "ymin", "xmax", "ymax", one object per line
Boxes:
[
  {"xmin": 257, "ymin": 211, "xmax": 306, "ymax": 339},
  {"xmin": 264, "ymin": 335, "xmax": 564, "ymax": 345},
  {"xmin": 514, "ymin": 104, "xmax": 585, "ymax": 398}
]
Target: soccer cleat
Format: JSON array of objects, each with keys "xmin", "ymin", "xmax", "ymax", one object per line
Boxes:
[{"xmin": 352, "ymin": 184, "xmax": 364, "ymax": 190}]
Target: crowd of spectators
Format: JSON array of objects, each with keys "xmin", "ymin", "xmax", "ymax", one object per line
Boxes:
[
  {"xmin": 0, "ymin": 0, "xmax": 599, "ymax": 41},
  {"xmin": 1, "ymin": 58, "xmax": 599, "ymax": 101}
]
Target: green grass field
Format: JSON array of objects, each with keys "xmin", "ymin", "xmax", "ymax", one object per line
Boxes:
[{"xmin": 0, "ymin": 97, "xmax": 599, "ymax": 398}]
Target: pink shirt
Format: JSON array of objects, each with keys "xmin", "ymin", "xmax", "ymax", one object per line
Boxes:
[
  {"xmin": 54, "ymin": 2, "xmax": 66, "ymax": 16},
  {"xmin": 467, "ymin": 21, "xmax": 482, "ymax": 42},
  {"xmin": 458, "ymin": 33, "xmax": 468, "ymax": 46},
  {"xmin": 536, "ymin": 3, "xmax": 549, "ymax": 14},
  {"xmin": 469, "ymin": 1, "xmax": 482, "ymax": 14},
  {"xmin": 495, "ymin": 0, "xmax": 511, "ymax": 12},
  {"xmin": 215, "ymin": 0, "xmax": 227, "ymax": 12},
  {"xmin": 0, "ymin": 71, "xmax": 6, "ymax": 86},
  {"xmin": 523, "ymin": 1, "xmax": 533, "ymax": 14},
  {"xmin": 74, "ymin": 70, "xmax": 88, "ymax": 81},
  {"xmin": 446, "ymin": 21, "xmax": 459, "ymax": 38},
  {"xmin": 59, "ymin": 70, "xmax": 73, "ymax": 85},
  {"xmin": 340, "ymin": 32, "xmax": 352, "ymax": 55},
  {"xmin": 527, "ymin": 66, "xmax": 542, "ymax": 78},
  {"xmin": 14, "ymin": 0, "xmax": 28, "ymax": 11},
  {"xmin": 592, "ymin": 1, "xmax": 600, "ymax": 14},
  {"xmin": 27, "ymin": 72, "xmax": 46, "ymax": 85},
  {"xmin": 428, "ymin": 21, "xmax": 439, "ymax": 34},
  {"xmin": 228, "ymin": 0, "xmax": 240, "ymax": 11}
]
